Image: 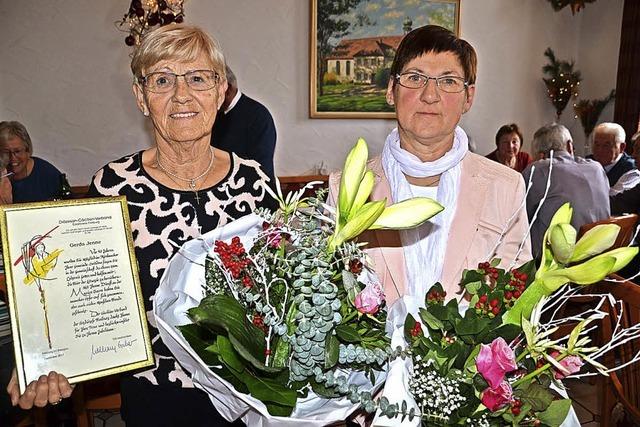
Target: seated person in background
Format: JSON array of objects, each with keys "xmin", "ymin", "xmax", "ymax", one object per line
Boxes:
[
  {"xmin": 0, "ymin": 153, "xmax": 12, "ymax": 204},
  {"xmin": 610, "ymin": 130, "xmax": 640, "ymax": 196},
  {"xmin": 0, "ymin": 121, "xmax": 62, "ymax": 203},
  {"xmin": 523, "ymin": 123, "xmax": 610, "ymax": 259},
  {"xmin": 589, "ymin": 122, "xmax": 636, "ymax": 189},
  {"xmin": 210, "ymin": 65, "xmax": 276, "ymax": 180},
  {"xmin": 610, "ymin": 132, "xmax": 640, "ymax": 215},
  {"xmin": 486, "ymin": 123, "xmax": 533, "ymax": 172}
]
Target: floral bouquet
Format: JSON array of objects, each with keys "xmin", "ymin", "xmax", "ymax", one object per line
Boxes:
[
  {"xmin": 153, "ymin": 139, "xmax": 443, "ymax": 426},
  {"xmin": 376, "ymin": 203, "xmax": 639, "ymax": 426}
]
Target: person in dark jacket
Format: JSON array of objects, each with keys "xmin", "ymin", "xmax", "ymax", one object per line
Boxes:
[
  {"xmin": 210, "ymin": 65, "xmax": 276, "ymax": 180},
  {"xmin": 590, "ymin": 122, "xmax": 635, "ymax": 187}
]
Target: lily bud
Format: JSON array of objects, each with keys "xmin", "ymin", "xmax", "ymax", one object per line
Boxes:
[
  {"xmin": 338, "ymin": 138, "xmax": 368, "ymax": 226},
  {"xmin": 548, "ymin": 223, "xmax": 577, "ymax": 264},
  {"xmin": 369, "ymin": 198, "xmax": 443, "ymax": 230},
  {"xmin": 348, "ymin": 170, "xmax": 375, "ymax": 221},
  {"xmin": 329, "ymin": 200, "xmax": 385, "ymax": 252},
  {"xmin": 570, "ymin": 224, "xmax": 619, "ymax": 263}
]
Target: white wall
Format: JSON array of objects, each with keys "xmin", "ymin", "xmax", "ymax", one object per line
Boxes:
[{"xmin": 0, "ymin": 0, "xmax": 624, "ymax": 185}]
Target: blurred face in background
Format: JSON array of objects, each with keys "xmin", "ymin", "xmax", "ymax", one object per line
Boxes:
[
  {"xmin": 592, "ymin": 131, "xmax": 624, "ymax": 167},
  {"xmin": 497, "ymin": 132, "xmax": 521, "ymax": 159},
  {"xmin": 3, "ymin": 136, "xmax": 32, "ymax": 179}
]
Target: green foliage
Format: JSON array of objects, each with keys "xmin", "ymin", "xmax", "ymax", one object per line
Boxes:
[
  {"xmin": 323, "ymin": 71, "xmax": 340, "ymax": 86},
  {"xmin": 374, "ymin": 67, "xmax": 391, "ymax": 89}
]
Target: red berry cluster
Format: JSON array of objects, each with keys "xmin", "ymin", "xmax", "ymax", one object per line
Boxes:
[
  {"xmin": 478, "ymin": 261, "xmax": 500, "ymax": 288},
  {"xmin": 348, "ymin": 259, "xmax": 363, "ymax": 275},
  {"xmin": 410, "ymin": 322, "xmax": 423, "ymax": 337},
  {"xmin": 214, "ymin": 237, "xmax": 253, "ymax": 286},
  {"xmin": 511, "ymin": 398, "xmax": 523, "ymax": 416},
  {"xmin": 474, "ymin": 294, "xmax": 502, "ymax": 317},
  {"xmin": 426, "ymin": 288, "xmax": 446, "ymax": 304},
  {"xmin": 504, "ymin": 270, "xmax": 528, "ymax": 304},
  {"xmin": 252, "ymin": 314, "xmax": 267, "ymax": 333}
]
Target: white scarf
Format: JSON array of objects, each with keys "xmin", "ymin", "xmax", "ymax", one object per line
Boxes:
[{"xmin": 381, "ymin": 127, "xmax": 468, "ymax": 299}]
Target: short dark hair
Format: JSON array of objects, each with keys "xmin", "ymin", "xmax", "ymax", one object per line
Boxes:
[
  {"xmin": 495, "ymin": 123, "xmax": 523, "ymax": 147},
  {"xmin": 390, "ymin": 25, "xmax": 477, "ymax": 86}
]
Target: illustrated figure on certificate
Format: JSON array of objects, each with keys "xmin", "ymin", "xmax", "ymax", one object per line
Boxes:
[{"xmin": 15, "ymin": 226, "xmax": 63, "ymax": 349}]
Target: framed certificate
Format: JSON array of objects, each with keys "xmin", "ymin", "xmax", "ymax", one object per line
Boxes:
[{"xmin": 0, "ymin": 197, "xmax": 153, "ymax": 393}]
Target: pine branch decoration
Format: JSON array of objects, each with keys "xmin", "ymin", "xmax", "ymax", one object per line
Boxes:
[
  {"xmin": 574, "ymin": 90, "xmax": 616, "ymax": 137},
  {"xmin": 547, "ymin": 0, "xmax": 598, "ymax": 14},
  {"xmin": 542, "ymin": 48, "xmax": 582, "ymax": 119}
]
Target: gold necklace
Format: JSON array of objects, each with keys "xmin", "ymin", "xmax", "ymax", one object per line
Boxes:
[{"xmin": 156, "ymin": 147, "xmax": 214, "ymax": 204}]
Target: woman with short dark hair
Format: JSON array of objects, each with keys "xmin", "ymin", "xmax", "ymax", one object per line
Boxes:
[
  {"xmin": 486, "ymin": 123, "xmax": 533, "ymax": 172},
  {"xmin": 329, "ymin": 25, "xmax": 531, "ymax": 305}
]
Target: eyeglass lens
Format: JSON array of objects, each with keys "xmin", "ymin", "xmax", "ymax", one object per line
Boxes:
[{"xmin": 143, "ymin": 70, "xmax": 218, "ymax": 93}]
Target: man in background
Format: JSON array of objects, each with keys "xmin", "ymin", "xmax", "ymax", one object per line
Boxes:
[
  {"xmin": 523, "ymin": 123, "xmax": 610, "ymax": 258},
  {"xmin": 590, "ymin": 122, "xmax": 635, "ymax": 190},
  {"xmin": 211, "ymin": 65, "xmax": 276, "ymax": 180}
]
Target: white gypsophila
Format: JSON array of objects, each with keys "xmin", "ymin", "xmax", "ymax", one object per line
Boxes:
[
  {"xmin": 409, "ymin": 361, "xmax": 466, "ymax": 421},
  {"xmin": 466, "ymin": 413, "xmax": 490, "ymax": 426}
]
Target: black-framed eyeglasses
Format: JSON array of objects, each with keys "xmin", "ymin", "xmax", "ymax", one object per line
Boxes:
[
  {"xmin": 395, "ymin": 72, "xmax": 468, "ymax": 93},
  {"xmin": 1, "ymin": 148, "xmax": 28, "ymax": 157},
  {"xmin": 140, "ymin": 70, "xmax": 220, "ymax": 93}
]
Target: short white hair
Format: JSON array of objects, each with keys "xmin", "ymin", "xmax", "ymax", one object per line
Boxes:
[
  {"xmin": 533, "ymin": 123, "xmax": 572, "ymax": 156},
  {"xmin": 593, "ymin": 122, "xmax": 626, "ymax": 145}
]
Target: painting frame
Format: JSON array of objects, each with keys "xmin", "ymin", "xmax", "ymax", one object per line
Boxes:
[
  {"xmin": 1, "ymin": 196, "xmax": 154, "ymax": 393},
  {"xmin": 310, "ymin": 0, "xmax": 461, "ymax": 119}
]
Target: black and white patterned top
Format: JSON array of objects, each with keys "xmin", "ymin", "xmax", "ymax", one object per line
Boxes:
[{"xmin": 89, "ymin": 150, "xmax": 273, "ymax": 388}]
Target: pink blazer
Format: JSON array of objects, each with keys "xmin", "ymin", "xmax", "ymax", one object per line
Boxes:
[{"xmin": 329, "ymin": 152, "xmax": 532, "ymax": 306}]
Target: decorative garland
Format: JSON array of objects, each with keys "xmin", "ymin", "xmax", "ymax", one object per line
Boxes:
[
  {"xmin": 542, "ymin": 48, "xmax": 582, "ymax": 120},
  {"xmin": 546, "ymin": 0, "xmax": 597, "ymax": 14},
  {"xmin": 574, "ymin": 90, "xmax": 616, "ymax": 138},
  {"xmin": 117, "ymin": 0, "xmax": 185, "ymax": 46}
]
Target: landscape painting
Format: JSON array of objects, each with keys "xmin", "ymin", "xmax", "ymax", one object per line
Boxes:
[{"xmin": 310, "ymin": 0, "xmax": 460, "ymax": 118}]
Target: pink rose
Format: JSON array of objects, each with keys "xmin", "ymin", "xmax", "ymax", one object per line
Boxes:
[
  {"xmin": 481, "ymin": 381, "xmax": 513, "ymax": 412},
  {"xmin": 476, "ymin": 337, "xmax": 517, "ymax": 389},
  {"xmin": 553, "ymin": 354, "xmax": 583, "ymax": 379},
  {"xmin": 354, "ymin": 283, "xmax": 384, "ymax": 315}
]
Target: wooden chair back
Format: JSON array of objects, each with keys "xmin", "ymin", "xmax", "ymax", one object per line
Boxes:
[
  {"xmin": 591, "ymin": 277, "xmax": 640, "ymax": 425},
  {"xmin": 578, "ymin": 214, "xmax": 639, "ymax": 249}
]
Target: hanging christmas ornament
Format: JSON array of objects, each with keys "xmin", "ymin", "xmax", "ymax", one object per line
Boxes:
[
  {"xmin": 542, "ymin": 48, "xmax": 582, "ymax": 120},
  {"xmin": 117, "ymin": 0, "xmax": 185, "ymax": 46},
  {"xmin": 573, "ymin": 90, "xmax": 616, "ymax": 138}
]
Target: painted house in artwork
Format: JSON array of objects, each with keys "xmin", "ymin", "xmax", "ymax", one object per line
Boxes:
[{"xmin": 326, "ymin": 35, "xmax": 403, "ymax": 84}]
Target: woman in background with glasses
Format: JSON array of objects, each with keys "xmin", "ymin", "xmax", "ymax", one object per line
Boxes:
[
  {"xmin": 7, "ymin": 24, "xmax": 272, "ymax": 426},
  {"xmin": 0, "ymin": 121, "xmax": 63, "ymax": 203}
]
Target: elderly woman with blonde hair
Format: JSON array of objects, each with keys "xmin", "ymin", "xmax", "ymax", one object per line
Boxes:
[{"xmin": 7, "ymin": 24, "xmax": 273, "ymax": 426}]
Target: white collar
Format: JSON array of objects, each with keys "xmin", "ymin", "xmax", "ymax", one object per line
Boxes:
[
  {"xmin": 224, "ymin": 89, "xmax": 242, "ymax": 114},
  {"xmin": 604, "ymin": 153, "xmax": 623, "ymax": 172}
]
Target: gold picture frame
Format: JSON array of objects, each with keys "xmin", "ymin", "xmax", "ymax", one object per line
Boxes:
[
  {"xmin": 0, "ymin": 196, "xmax": 153, "ymax": 393},
  {"xmin": 310, "ymin": 0, "xmax": 460, "ymax": 118}
]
